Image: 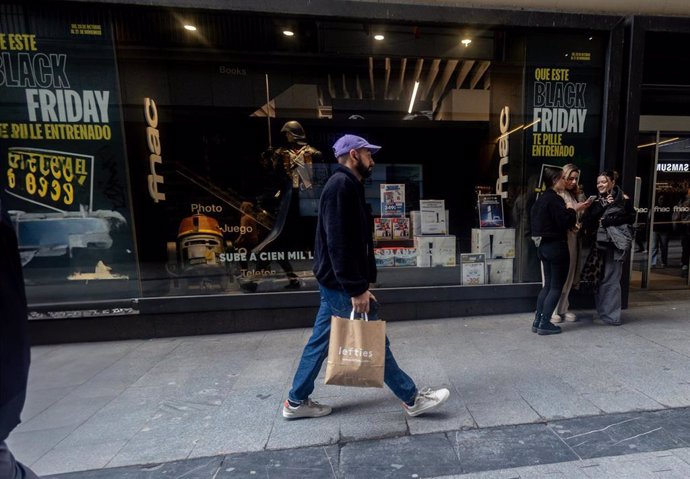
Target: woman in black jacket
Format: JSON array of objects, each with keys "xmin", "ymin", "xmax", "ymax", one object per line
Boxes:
[
  {"xmin": 530, "ymin": 167, "xmax": 589, "ymax": 335},
  {"xmin": 580, "ymin": 170, "xmax": 635, "ymax": 325}
]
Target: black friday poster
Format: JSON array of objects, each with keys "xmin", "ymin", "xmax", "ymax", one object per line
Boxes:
[{"xmin": 0, "ymin": 12, "xmax": 138, "ymax": 306}]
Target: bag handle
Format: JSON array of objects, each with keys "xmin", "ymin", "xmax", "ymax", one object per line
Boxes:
[{"xmin": 349, "ymin": 309, "xmax": 369, "ymax": 321}]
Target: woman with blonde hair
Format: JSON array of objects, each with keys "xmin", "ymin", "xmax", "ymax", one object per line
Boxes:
[
  {"xmin": 530, "ymin": 167, "xmax": 589, "ymax": 335},
  {"xmin": 551, "ymin": 163, "xmax": 589, "ymax": 323}
]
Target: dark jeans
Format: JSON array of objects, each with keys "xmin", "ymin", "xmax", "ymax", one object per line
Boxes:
[
  {"xmin": 536, "ymin": 239, "xmax": 570, "ymax": 321},
  {"xmin": 651, "ymin": 231, "xmax": 670, "ymax": 266}
]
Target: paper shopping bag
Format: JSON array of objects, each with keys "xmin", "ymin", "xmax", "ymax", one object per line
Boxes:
[{"xmin": 324, "ymin": 314, "xmax": 385, "ymax": 388}]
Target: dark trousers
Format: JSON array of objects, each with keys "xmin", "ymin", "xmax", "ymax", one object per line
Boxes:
[
  {"xmin": 651, "ymin": 231, "xmax": 670, "ymax": 266},
  {"xmin": 536, "ymin": 240, "xmax": 570, "ymax": 320},
  {"xmin": 681, "ymin": 233, "xmax": 690, "ymax": 267},
  {"xmin": 0, "ymin": 441, "xmax": 38, "ymax": 479}
]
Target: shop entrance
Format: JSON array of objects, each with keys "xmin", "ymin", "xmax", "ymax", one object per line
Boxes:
[{"xmin": 633, "ymin": 117, "xmax": 690, "ymax": 290}]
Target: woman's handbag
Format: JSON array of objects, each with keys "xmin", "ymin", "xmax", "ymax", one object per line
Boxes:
[
  {"xmin": 324, "ymin": 311, "xmax": 385, "ymax": 388},
  {"xmin": 577, "ymin": 246, "xmax": 604, "ymax": 292},
  {"xmin": 596, "ymin": 225, "xmax": 610, "ymax": 244}
]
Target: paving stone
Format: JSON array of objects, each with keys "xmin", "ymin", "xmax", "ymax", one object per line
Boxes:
[
  {"xmin": 465, "ymin": 398, "xmax": 542, "ymax": 428},
  {"xmin": 406, "ymin": 395, "xmax": 477, "ymax": 435},
  {"xmin": 266, "ymin": 403, "xmax": 340, "ymax": 451},
  {"xmin": 5, "ymin": 426, "xmax": 74, "ymax": 466},
  {"xmin": 581, "ymin": 390, "xmax": 665, "ymax": 414},
  {"xmin": 42, "ymin": 455, "xmax": 223, "ymax": 479},
  {"xmin": 341, "ymin": 433, "xmax": 460, "ymax": 478},
  {"xmin": 32, "ymin": 441, "xmax": 128, "ymax": 476},
  {"xmin": 672, "ymin": 446, "xmax": 690, "ymax": 465},
  {"xmin": 189, "ymin": 386, "xmax": 283, "ymax": 457},
  {"xmin": 550, "ymin": 411, "xmax": 687, "ymax": 459},
  {"xmin": 339, "ymin": 410, "xmax": 408, "ymax": 442},
  {"xmin": 21, "ymin": 386, "xmax": 74, "ymax": 422},
  {"xmin": 217, "ymin": 445, "xmax": 339, "ymax": 479},
  {"xmin": 451, "ymin": 423, "xmax": 578, "ymax": 474},
  {"xmin": 16, "ymin": 394, "xmax": 117, "ymax": 433}
]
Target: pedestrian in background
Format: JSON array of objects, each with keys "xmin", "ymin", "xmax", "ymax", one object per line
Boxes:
[
  {"xmin": 1, "ymin": 193, "xmax": 39, "ymax": 479},
  {"xmin": 551, "ymin": 163, "xmax": 588, "ymax": 323},
  {"xmin": 651, "ymin": 194, "xmax": 672, "ymax": 268},
  {"xmin": 581, "ymin": 171, "xmax": 635, "ymax": 325},
  {"xmin": 282, "ymin": 134, "xmax": 450, "ymax": 419},
  {"xmin": 530, "ymin": 166, "xmax": 589, "ymax": 335},
  {"xmin": 673, "ymin": 189, "xmax": 690, "ymax": 278}
]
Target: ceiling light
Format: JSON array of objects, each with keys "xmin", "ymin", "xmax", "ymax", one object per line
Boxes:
[
  {"xmin": 283, "ymin": 30, "xmax": 295, "ymax": 37},
  {"xmin": 183, "ymin": 24, "xmax": 197, "ymax": 31},
  {"xmin": 408, "ymin": 81, "xmax": 420, "ymax": 114},
  {"xmin": 374, "ymin": 34, "xmax": 384, "ymax": 41},
  {"xmin": 638, "ymin": 137, "xmax": 680, "ymax": 149},
  {"xmin": 461, "ymin": 38, "xmax": 471, "ymax": 47}
]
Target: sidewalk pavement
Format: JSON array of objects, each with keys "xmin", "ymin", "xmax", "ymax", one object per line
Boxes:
[{"xmin": 7, "ymin": 288, "xmax": 690, "ymax": 478}]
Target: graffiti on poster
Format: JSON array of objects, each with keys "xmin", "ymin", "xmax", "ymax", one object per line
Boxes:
[{"xmin": 6, "ymin": 147, "xmax": 92, "ymax": 210}]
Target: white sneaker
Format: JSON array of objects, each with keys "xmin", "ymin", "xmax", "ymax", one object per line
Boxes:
[
  {"xmin": 564, "ymin": 312, "xmax": 578, "ymax": 322},
  {"xmin": 551, "ymin": 314, "xmax": 563, "ymax": 323},
  {"xmin": 402, "ymin": 387, "xmax": 450, "ymax": 417},
  {"xmin": 282, "ymin": 399, "xmax": 332, "ymax": 419}
]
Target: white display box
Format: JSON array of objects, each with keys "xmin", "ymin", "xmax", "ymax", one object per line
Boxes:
[
  {"xmin": 394, "ymin": 247, "xmax": 417, "ymax": 267},
  {"xmin": 374, "ymin": 248, "xmax": 395, "ymax": 267},
  {"xmin": 419, "ymin": 199, "xmax": 447, "ymax": 234},
  {"xmin": 411, "ymin": 210, "xmax": 449, "ymax": 237},
  {"xmin": 414, "ymin": 235, "xmax": 456, "ymax": 267},
  {"xmin": 486, "ymin": 258, "xmax": 514, "ymax": 284},
  {"xmin": 460, "ymin": 253, "xmax": 486, "ymax": 285},
  {"xmin": 471, "ymin": 228, "xmax": 515, "ymax": 259}
]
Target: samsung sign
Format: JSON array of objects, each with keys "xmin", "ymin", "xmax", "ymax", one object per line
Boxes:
[{"xmin": 657, "ymin": 162, "xmax": 689, "ymax": 173}]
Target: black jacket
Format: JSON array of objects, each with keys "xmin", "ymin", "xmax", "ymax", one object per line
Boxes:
[
  {"xmin": 581, "ymin": 185, "xmax": 635, "ymax": 234},
  {"xmin": 0, "ymin": 195, "xmax": 31, "ymax": 441},
  {"xmin": 313, "ymin": 164, "xmax": 376, "ymax": 297},
  {"xmin": 530, "ymin": 188, "xmax": 577, "ymax": 241}
]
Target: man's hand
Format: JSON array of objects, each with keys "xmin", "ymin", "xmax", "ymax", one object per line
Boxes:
[{"xmin": 351, "ymin": 290, "xmax": 377, "ymax": 314}]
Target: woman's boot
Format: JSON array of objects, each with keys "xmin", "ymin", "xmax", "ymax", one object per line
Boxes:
[
  {"xmin": 537, "ymin": 316, "xmax": 562, "ymax": 335},
  {"xmin": 532, "ymin": 312, "xmax": 541, "ymax": 333}
]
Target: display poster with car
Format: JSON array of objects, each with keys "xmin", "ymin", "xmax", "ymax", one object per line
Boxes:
[{"xmin": 0, "ymin": 13, "xmax": 139, "ymax": 312}]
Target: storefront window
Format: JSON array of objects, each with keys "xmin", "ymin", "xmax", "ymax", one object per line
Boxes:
[
  {"xmin": 0, "ymin": 3, "xmax": 608, "ymax": 311},
  {"xmin": 0, "ymin": 4, "xmax": 139, "ymax": 314}
]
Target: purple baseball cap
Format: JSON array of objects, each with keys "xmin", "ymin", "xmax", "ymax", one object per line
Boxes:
[{"xmin": 332, "ymin": 134, "xmax": 381, "ymax": 158}]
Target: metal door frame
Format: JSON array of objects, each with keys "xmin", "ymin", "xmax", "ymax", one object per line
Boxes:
[{"xmin": 638, "ymin": 115, "xmax": 690, "ymax": 288}]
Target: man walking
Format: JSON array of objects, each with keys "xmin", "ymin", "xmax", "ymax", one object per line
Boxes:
[
  {"xmin": 1, "ymin": 193, "xmax": 39, "ymax": 478},
  {"xmin": 282, "ymin": 134, "xmax": 450, "ymax": 419}
]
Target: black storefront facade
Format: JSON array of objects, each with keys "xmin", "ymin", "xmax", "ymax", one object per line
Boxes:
[{"xmin": 1, "ymin": 1, "xmax": 686, "ymax": 343}]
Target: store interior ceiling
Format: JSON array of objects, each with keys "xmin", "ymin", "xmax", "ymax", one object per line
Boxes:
[
  {"xmin": 323, "ymin": 56, "xmax": 491, "ymax": 103},
  {"xmin": 111, "ymin": 7, "xmax": 495, "ymax": 121},
  {"xmin": 111, "ymin": 5, "xmax": 690, "ymax": 122},
  {"xmin": 250, "ymin": 55, "xmax": 492, "ymax": 121}
]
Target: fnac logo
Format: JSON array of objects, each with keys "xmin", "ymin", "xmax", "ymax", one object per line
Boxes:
[{"xmin": 496, "ymin": 106, "xmax": 509, "ymax": 199}]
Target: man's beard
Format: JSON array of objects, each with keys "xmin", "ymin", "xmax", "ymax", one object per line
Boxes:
[{"xmin": 356, "ymin": 159, "xmax": 373, "ymax": 179}]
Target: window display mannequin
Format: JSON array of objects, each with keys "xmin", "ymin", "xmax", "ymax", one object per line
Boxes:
[
  {"xmin": 245, "ymin": 121, "xmax": 322, "ymax": 291},
  {"xmin": 272, "ymin": 120, "xmax": 321, "ymax": 190}
]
